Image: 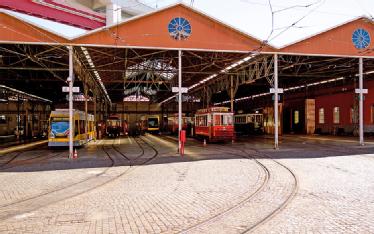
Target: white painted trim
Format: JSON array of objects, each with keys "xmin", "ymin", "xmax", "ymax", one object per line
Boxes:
[
  {"xmin": 279, "ymin": 15, "xmax": 374, "ymax": 49},
  {"xmin": 69, "ymin": 43, "xmax": 255, "ymax": 53},
  {"xmin": 0, "ymin": 41, "xmax": 68, "ymax": 46},
  {"xmin": 274, "ymin": 51, "xmax": 374, "ymax": 59}
]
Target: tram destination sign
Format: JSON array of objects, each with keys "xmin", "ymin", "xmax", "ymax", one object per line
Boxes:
[{"xmin": 62, "ymin": 86, "xmax": 80, "ymax": 93}]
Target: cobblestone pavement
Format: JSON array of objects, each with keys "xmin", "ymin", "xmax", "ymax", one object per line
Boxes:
[{"xmin": 0, "ymin": 135, "xmax": 373, "ymax": 233}]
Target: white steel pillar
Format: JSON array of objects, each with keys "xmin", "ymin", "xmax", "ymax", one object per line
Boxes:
[
  {"xmin": 84, "ymin": 85, "xmax": 88, "ymax": 140},
  {"xmin": 68, "ymin": 46, "xmax": 74, "ymax": 158},
  {"xmin": 274, "ymin": 54, "xmax": 279, "ymax": 149},
  {"xmin": 178, "ymin": 49, "xmax": 182, "ymax": 153},
  {"xmin": 230, "ymin": 75, "xmax": 234, "ymax": 112},
  {"xmin": 359, "ymin": 57, "xmax": 365, "ymax": 146},
  {"xmin": 94, "ymin": 94, "xmax": 97, "ymax": 138}
]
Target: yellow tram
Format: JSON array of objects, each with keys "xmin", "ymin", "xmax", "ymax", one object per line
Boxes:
[
  {"xmin": 48, "ymin": 109, "xmax": 95, "ymax": 147},
  {"xmin": 146, "ymin": 115, "xmax": 160, "ymax": 133}
]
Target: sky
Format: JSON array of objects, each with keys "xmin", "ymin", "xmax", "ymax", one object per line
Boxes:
[{"xmin": 7, "ymin": 0, "xmax": 374, "ymax": 47}]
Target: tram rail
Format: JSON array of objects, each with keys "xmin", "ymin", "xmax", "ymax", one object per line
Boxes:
[
  {"xmin": 0, "ymin": 136, "xmax": 159, "ymax": 222},
  {"xmin": 156, "ymin": 135, "xmax": 298, "ymax": 234}
]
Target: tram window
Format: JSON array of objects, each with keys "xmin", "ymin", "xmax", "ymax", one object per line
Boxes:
[
  {"xmin": 79, "ymin": 120, "xmax": 84, "ymax": 133},
  {"xmin": 214, "ymin": 115, "xmax": 222, "ymax": 125},
  {"xmin": 200, "ymin": 116, "xmax": 207, "ymax": 126},
  {"xmin": 319, "ymin": 108, "xmax": 325, "ymax": 124},
  {"xmin": 333, "ymin": 107, "xmax": 340, "ymax": 124},
  {"xmin": 227, "ymin": 115, "xmax": 233, "ymax": 125},
  {"xmin": 201, "ymin": 116, "xmax": 207, "ymax": 126},
  {"xmin": 75, "ymin": 120, "xmax": 79, "ymax": 136},
  {"xmin": 0, "ymin": 115, "xmax": 6, "ymax": 124},
  {"xmin": 215, "ymin": 115, "xmax": 232, "ymax": 126},
  {"xmin": 235, "ymin": 116, "xmax": 242, "ymax": 124}
]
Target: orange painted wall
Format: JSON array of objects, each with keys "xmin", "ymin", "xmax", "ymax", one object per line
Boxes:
[
  {"xmin": 73, "ymin": 4, "xmax": 273, "ymax": 52},
  {"xmin": 281, "ymin": 18, "xmax": 374, "ymax": 57},
  {"xmin": 0, "ymin": 12, "xmax": 67, "ymax": 44}
]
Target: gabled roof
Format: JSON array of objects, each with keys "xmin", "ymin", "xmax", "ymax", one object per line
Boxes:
[
  {"xmin": 280, "ymin": 16, "xmax": 374, "ymax": 57},
  {"xmin": 72, "ymin": 3, "xmax": 275, "ymax": 53},
  {"xmin": 0, "ymin": 10, "xmax": 68, "ymax": 44}
]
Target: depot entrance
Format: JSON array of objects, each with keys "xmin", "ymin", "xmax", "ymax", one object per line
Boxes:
[{"xmin": 1, "ymin": 4, "xmax": 374, "ymax": 154}]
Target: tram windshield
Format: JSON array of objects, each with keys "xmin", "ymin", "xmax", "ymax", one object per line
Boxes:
[
  {"xmin": 148, "ymin": 118, "xmax": 159, "ymax": 128},
  {"xmin": 50, "ymin": 118, "xmax": 69, "ymax": 137},
  {"xmin": 108, "ymin": 119, "xmax": 121, "ymax": 127}
]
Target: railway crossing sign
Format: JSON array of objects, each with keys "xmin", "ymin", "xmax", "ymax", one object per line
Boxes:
[
  {"xmin": 62, "ymin": 86, "xmax": 80, "ymax": 93},
  {"xmin": 172, "ymin": 87, "xmax": 188, "ymax": 93}
]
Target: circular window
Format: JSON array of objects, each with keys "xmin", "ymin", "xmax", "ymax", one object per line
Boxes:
[
  {"xmin": 352, "ymin": 28, "xmax": 371, "ymax": 49},
  {"xmin": 168, "ymin": 17, "xmax": 192, "ymax": 40}
]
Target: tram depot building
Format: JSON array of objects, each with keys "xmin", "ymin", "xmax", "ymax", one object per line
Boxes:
[
  {"xmin": 1, "ymin": 2, "xmax": 374, "ymax": 233},
  {"xmin": 0, "ymin": 4, "xmax": 373, "ymax": 144}
]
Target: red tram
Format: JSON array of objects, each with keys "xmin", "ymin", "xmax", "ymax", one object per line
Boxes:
[
  {"xmin": 194, "ymin": 107, "xmax": 234, "ymax": 142},
  {"xmin": 106, "ymin": 115, "xmax": 122, "ymax": 138}
]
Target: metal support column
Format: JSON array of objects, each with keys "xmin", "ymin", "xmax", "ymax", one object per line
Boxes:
[
  {"xmin": 94, "ymin": 94, "xmax": 97, "ymax": 139},
  {"xmin": 104, "ymin": 101, "xmax": 108, "ymax": 120},
  {"xmin": 25, "ymin": 101, "xmax": 28, "ymax": 139},
  {"xmin": 17, "ymin": 95, "xmax": 20, "ymax": 140},
  {"xmin": 84, "ymin": 85, "xmax": 88, "ymax": 140},
  {"xmin": 68, "ymin": 46, "xmax": 74, "ymax": 158},
  {"xmin": 274, "ymin": 54, "xmax": 279, "ymax": 149},
  {"xmin": 230, "ymin": 75, "xmax": 234, "ymax": 112},
  {"xmin": 359, "ymin": 57, "xmax": 364, "ymax": 146},
  {"xmin": 178, "ymin": 49, "xmax": 182, "ymax": 154}
]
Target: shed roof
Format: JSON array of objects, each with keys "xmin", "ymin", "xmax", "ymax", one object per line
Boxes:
[
  {"xmin": 280, "ymin": 16, "xmax": 374, "ymax": 57},
  {"xmin": 72, "ymin": 3, "xmax": 275, "ymax": 53}
]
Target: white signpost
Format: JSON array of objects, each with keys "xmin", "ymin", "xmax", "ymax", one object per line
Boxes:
[
  {"xmin": 172, "ymin": 87, "xmax": 188, "ymax": 93},
  {"xmin": 270, "ymin": 88, "xmax": 284, "ymax": 94},
  {"xmin": 62, "ymin": 86, "xmax": 80, "ymax": 93},
  {"xmin": 355, "ymin": 88, "xmax": 368, "ymax": 94}
]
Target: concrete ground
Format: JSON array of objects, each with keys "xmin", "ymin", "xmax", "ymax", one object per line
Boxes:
[{"xmin": 0, "ymin": 134, "xmax": 373, "ymax": 233}]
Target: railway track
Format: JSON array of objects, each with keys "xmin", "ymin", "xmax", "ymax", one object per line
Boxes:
[
  {"xmin": 240, "ymin": 147, "xmax": 298, "ymax": 233},
  {"xmin": 0, "ymin": 151, "xmax": 24, "ymax": 168},
  {"xmin": 0, "ymin": 136, "xmax": 159, "ymax": 222},
  {"xmin": 180, "ymin": 147, "xmax": 271, "ymax": 233},
  {"xmin": 184, "ymin": 145, "xmax": 298, "ymax": 233},
  {"xmin": 155, "ymin": 135, "xmax": 298, "ymax": 233},
  {"xmin": 0, "ymin": 147, "xmax": 64, "ymax": 171},
  {"xmin": 0, "ymin": 147, "xmax": 101, "ymax": 209}
]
